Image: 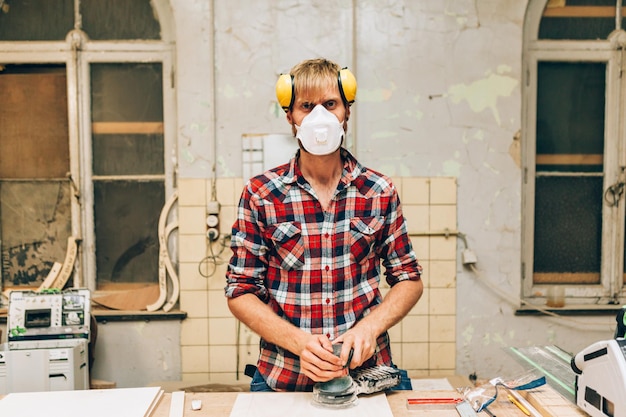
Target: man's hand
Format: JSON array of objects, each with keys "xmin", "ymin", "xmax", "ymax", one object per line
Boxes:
[
  {"xmin": 333, "ymin": 321, "xmax": 378, "ymax": 369},
  {"xmin": 298, "ymin": 334, "xmax": 347, "ymax": 382},
  {"xmin": 334, "ymin": 279, "xmax": 424, "ymax": 369}
]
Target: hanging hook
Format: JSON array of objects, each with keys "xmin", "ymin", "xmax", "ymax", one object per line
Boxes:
[
  {"xmin": 604, "ymin": 167, "xmax": 626, "ymax": 207},
  {"xmin": 66, "ymin": 172, "xmax": 81, "ymax": 200}
]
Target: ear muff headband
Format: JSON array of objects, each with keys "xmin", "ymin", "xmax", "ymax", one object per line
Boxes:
[{"xmin": 275, "ymin": 67, "xmax": 357, "ymax": 112}]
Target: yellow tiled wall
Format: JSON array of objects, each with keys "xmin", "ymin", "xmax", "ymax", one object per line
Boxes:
[{"xmin": 178, "ymin": 176, "xmax": 457, "ymax": 383}]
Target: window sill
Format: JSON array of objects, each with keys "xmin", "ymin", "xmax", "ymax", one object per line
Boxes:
[
  {"xmin": 91, "ymin": 309, "xmax": 187, "ymax": 323},
  {"xmin": 515, "ymin": 304, "xmax": 623, "ymax": 316},
  {"xmin": 0, "ymin": 308, "xmax": 187, "ymax": 324}
]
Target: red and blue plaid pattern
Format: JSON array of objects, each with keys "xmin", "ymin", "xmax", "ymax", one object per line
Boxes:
[{"xmin": 225, "ymin": 149, "xmax": 422, "ymax": 391}]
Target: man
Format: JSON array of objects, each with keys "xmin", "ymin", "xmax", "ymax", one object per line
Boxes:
[{"xmin": 225, "ymin": 58, "xmax": 423, "ymax": 392}]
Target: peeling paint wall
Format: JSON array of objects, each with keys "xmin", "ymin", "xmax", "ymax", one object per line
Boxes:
[{"xmin": 91, "ymin": 0, "xmax": 616, "ymax": 385}]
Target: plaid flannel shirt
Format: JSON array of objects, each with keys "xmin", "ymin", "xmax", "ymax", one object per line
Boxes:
[{"xmin": 225, "ymin": 148, "xmax": 422, "ymax": 391}]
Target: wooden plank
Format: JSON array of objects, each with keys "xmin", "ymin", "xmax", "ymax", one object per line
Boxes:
[
  {"xmin": 543, "ymin": 6, "xmax": 625, "ymax": 18},
  {"xmin": 522, "ymin": 386, "xmax": 587, "ymax": 417},
  {"xmin": 92, "ymin": 285, "xmax": 160, "ymax": 311},
  {"xmin": 49, "ymin": 236, "xmax": 78, "ymax": 289},
  {"xmin": 38, "ymin": 262, "xmax": 62, "ymax": 291},
  {"xmin": 536, "ymin": 154, "xmax": 603, "ymax": 165},
  {"xmin": 533, "ymin": 272, "xmax": 599, "ymax": 284},
  {"xmin": 0, "ymin": 71, "xmax": 69, "ymax": 179},
  {"xmin": 92, "ymin": 122, "xmax": 164, "ymax": 134},
  {"xmin": 136, "ymin": 389, "xmax": 585, "ymax": 417},
  {"xmin": 147, "ymin": 191, "xmax": 178, "ymax": 312}
]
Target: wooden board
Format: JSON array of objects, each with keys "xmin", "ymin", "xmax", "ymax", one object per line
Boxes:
[
  {"xmin": 0, "ymin": 70, "xmax": 69, "ymax": 179},
  {"xmin": 522, "ymin": 386, "xmax": 586, "ymax": 417},
  {"xmin": 0, "ymin": 382, "xmax": 583, "ymax": 417},
  {"xmin": 38, "ymin": 262, "xmax": 62, "ymax": 290},
  {"xmin": 49, "ymin": 236, "xmax": 78, "ymax": 289},
  {"xmin": 92, "ymin": 285, "xmax": 160, "ymax": 311}
]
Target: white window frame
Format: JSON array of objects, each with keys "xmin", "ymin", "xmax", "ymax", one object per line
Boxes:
[
  {"xmin": 522, "ymin": 0, "xmax": 626, "ymax": 306},
  {"xmin": 0, "ymin": 2, "xmax": 176, "ymax": 292}
]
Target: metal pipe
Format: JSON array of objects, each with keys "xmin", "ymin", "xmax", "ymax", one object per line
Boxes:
[{"xmin": 409, "ymin": 228, "xmax": 467, "ymax": 248}]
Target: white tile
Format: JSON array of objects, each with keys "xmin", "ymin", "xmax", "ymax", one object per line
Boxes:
[
  {"xmin": 181, "ymin": 318, "xmax": 209, "ymax": 346},
  {"xmin": 179, "ymin": 206, "xmax": 207, "ymax": 235},
  {"xmin": 401, "ymin": 178, "xmax": 430, "ymax": 205},
  {"xmin": 430, "ymin": 177, "xmax": 457, "ymax": 205},
  {"xmin": 178, "ymin": 178, "xmax": 207, "ymax": 206},
  {"xmin": 209, "ymin": 317, "xmax": 237, "ymax": 345},
  {"xmin": 180, "ymin": 290, "xmax": 209, "ymax": 318}
]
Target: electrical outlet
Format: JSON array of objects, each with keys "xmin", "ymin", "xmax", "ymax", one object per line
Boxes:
[
  {"xmin": 206, "ymin": 200, "xmax": 220, "ymax": 239},
  {"xmin": 207, "ymin": 228, "xmax": 219, "ymax": 241},
  {"xmin": 206, "ymin": 214, "xmax": 219, "ymax": 228}
]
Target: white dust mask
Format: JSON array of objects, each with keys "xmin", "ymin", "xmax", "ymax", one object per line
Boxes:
[{"xmin": 295, "ymin": 105, "xmax": 345, "ymax": 155}]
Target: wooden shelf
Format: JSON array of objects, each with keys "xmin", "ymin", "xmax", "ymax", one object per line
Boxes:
[
  {"xmin": 543, "ymin": 6, "xmax": 626, "ymax": 18},
  {"xmin": 92, "ymin": 122, "xmax": 164, "ymax": 134},
  {"xmin": 536, "ymin": 154, "xmax": 603, "ymax": 165}
]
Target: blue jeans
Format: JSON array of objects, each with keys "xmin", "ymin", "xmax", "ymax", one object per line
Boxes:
[
  {"xmin": 249, "ymin": 365, "xmax": 412, "ymax": 392},
  {"xmin": 250, "ymin": 369, "xmax": 275, "ymax": 392},
  {"xmin": 391, "ymin": 367, "xmax": 413, "ymax": 391}
]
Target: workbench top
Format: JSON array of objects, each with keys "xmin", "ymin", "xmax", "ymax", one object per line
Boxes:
[
  {"xmin": 148, "ymin": 386, "xmax": 586, "ymax": 417},
  {"xmin": 0, "ymin": 377, "xmax": 585, "ymax": 417}
]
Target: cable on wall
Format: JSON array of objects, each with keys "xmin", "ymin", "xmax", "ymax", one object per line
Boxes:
[
  {"xmin": 198, "ymin": 233, "xmax": 230, "ymax": 278},
  {"xmin": 411, "ymin": 229, "xmax": 613, "ymax": 330},
  {"xmin": 462, "ymin": 243, "xmax": 614, "ymax": 331}
]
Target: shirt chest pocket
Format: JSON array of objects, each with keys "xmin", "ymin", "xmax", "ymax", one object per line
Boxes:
[
  {"xmin": 266, "ymin": 222, "xmax": 306, "ymax": 271},
  {"xmin": 349, "ymin": 216, "xmax": 384, "ymax": 264}
]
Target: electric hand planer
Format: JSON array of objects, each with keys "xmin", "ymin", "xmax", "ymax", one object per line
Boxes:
[{"xmin": 571, "ymin": 306, "xmax": 626, "ymax": 417}]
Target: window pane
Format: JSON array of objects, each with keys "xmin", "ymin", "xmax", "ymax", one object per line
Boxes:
[
  {"xmin": 536, "ymin": 62, "xmax": 605, "ymax": 173},
  {"xmin": 0, "ymin": 0, "xmax": 74, "ymax": 41},
  {"xmin": 90, "ymin": 63, "xmax": 164, "ymax": 176},
  {"xmin": 80, "ymin": 0, "xmax": 161, "ymax": 40},
  {"xmin": 91, "ymin": 63, "xmax": 163, "ymax": 122},
  {"xmin": 540, "ymin": 17, "xmax": 615, "ymax": 40},
  {"xmin": 0, "ymin": 65, "xmax": 69, "ymax": 178},
  {"xmin": 94, "ymin": 181, "xmax": 164, "ymax": 287},
  {"xmin": 534, "ymin": 176, "xmax": 602, "ymax": 284},
  {"xmin": 539, "ymin": 1, "xmax": 619, "ymax": 40},
  {"xmin": 0, "ymin": 181, "xmax": 72, "ymax": 287},
  {"xmin": 93, "ymin": 134, "xmax": 164, "ymax": 176}
]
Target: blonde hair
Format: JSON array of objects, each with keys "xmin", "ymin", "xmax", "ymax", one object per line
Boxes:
[{"xmin": 290, "ymin": 58, "xmax": 341, "ymax": 100}]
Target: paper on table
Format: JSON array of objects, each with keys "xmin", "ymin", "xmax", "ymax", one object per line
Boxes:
[
  {"xmin": 0, "ymin": 387, "xmax": 164, "ymax": 417},
  {"xmin": 229, "ymin": 392, "xmax": 393, "ymax": 417}
]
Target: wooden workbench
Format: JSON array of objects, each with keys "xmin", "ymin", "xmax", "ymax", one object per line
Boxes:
[{"xmin": 148, "ymin": 386, "xmax": 586, "ymax": 417}]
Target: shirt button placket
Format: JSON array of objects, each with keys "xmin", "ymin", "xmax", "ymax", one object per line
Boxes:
[{"xmin": 321, "ymin": 220, "xmax": 334, "ymax": 340}]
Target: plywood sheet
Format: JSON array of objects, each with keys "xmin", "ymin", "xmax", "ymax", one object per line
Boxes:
[
  {"xmin": 0, "ymin": 70, "xmax": 69, "ymax": 179},
  {"xmin": 0, "ymin": 387, "xmax": 163, "ymax": 417},
  {"xmin": 92, "ymin": 284, "xmax": 160, "ymax": 310},
  {"xmin": 229, "ymin": 392, "xmax": 393, "ymax": 417}
]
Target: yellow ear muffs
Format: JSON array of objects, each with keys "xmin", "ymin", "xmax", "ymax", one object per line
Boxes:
[
  {"xmin": 275, "ymin": 67, "xmax": 358, "ymax": 112},
  {"xmin": 276, "ymin": 73, "xmax": 294, "ymax": 112},
  {"xmin": 338, "ymin": 67, "xmax": 357, "ymax": 106}
]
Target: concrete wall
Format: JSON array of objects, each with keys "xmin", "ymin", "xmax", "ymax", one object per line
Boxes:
[{"xmin": 5, "ymin": 0, "xmax": 615, "ymax": 388}]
